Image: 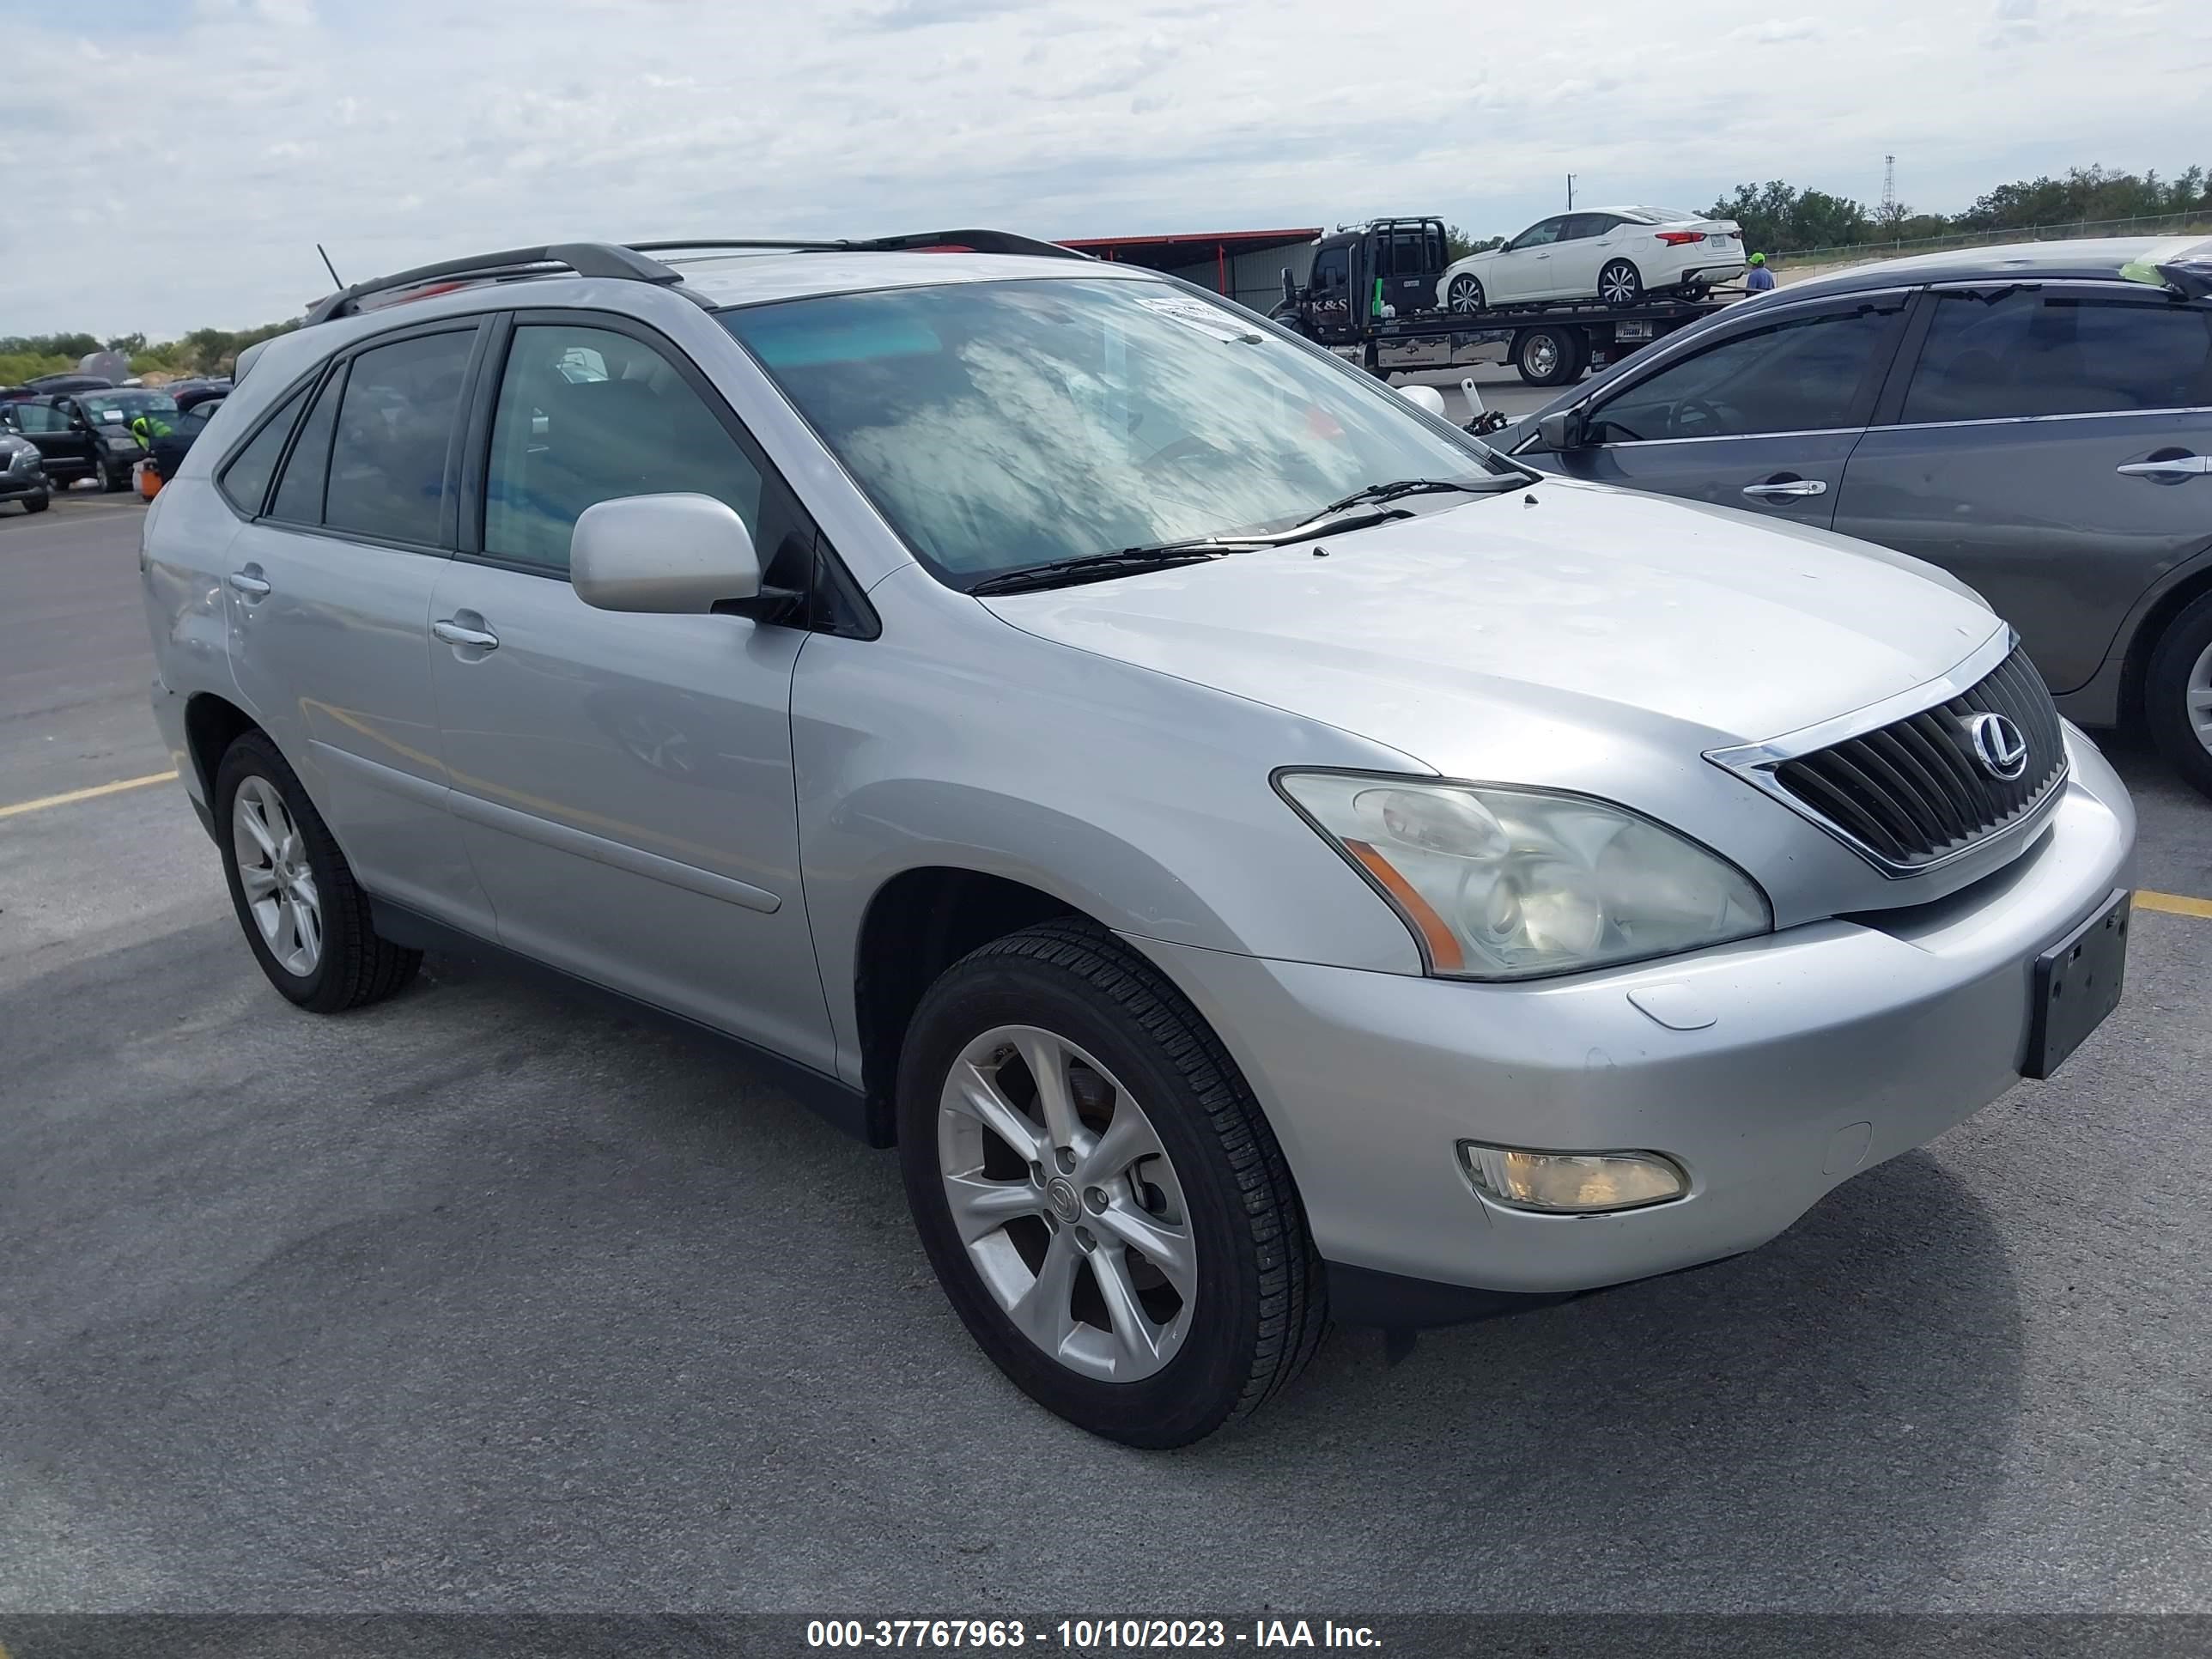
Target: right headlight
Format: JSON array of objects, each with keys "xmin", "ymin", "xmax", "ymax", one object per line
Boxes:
[{"xmin": 1277, "ymin": 771, "xmax": 1771, "ymax": 981}]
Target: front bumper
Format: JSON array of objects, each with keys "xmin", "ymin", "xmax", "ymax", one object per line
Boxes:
[
  {"xmin": 0, "ymin": 466, "xmax": 47, "ymax": 501},
  {"xmin": 1135, "ymin": 730, "xmax": 2134, "ymax": 1312}
]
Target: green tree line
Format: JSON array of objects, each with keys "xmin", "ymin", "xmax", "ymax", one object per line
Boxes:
[
  {"xmin": 1706, "ymin": 164, "xmax": 2212, "ymax": 258},
  {"xmin": 1442, "ymin": 165, "xmax": 2212, "ymax": 264},
  {"xmin": 0, "ymin": 320, "xmax": 298, "ymax": 390}
]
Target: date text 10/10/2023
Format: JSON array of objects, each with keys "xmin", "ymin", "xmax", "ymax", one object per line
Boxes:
[{"xmin": 805, "ymin": 1619, "xmax": 1383, "ymax": 1649}]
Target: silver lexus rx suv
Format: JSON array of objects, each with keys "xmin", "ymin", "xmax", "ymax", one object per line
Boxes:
[{"xmin": 141, "ymin": 232, "xmax": 2136, "ymax": 1445}]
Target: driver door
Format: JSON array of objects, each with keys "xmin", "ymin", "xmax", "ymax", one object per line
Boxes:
[
  {"xmin": 1530, "ymin": 292, "xmax": 1913, "ymax": 531},
  {"xmin": 1491, "ymin": 218, "xmax": 1565, "ymax": 304}
]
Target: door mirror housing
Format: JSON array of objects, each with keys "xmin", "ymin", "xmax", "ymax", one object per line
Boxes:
[
  {"xmin": 1536, "ymin": 407, "xmax": 1587, "ymax": 452},
  {"xmin": 1395, "ymin": 383, "xmax": 1449, "ymax": 417},
  {"xmin": 570, "ymin": 493, "xmax": 763, "ymax": 615}
]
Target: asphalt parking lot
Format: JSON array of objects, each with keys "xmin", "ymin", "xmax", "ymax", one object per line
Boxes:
[{"xmin": 4, "ymin": 482, "xmax": 2211, "ymax": 1615}]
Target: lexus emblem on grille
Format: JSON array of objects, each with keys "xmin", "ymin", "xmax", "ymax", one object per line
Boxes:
[{"xmin": 1962, "ymin": 712, "xmax": 2029, "ymax": 781}]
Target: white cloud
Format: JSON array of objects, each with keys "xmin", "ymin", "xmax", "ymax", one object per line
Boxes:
[{"xmin": 0, "ymin": 0, "xmax": 2206, "ymax": 337}]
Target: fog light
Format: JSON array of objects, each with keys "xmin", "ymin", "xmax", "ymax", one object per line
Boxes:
[{"xmin": 1457, "ymin": 1141, "xmax": 1686, "ymax": 1213}]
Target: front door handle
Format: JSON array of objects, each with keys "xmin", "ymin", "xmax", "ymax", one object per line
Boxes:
[
  {"xmin": 1741, "ymin": 477, "xmax": 1828, "ymax": 500},
  {"xmin": 2116, "ymin": 455, "xmax": 2210, "ymax": 479},
  {"xmin": 226, "ymin": 570, "xmax": 271, "ymax": 597},
  {"xmin": 432, "ymin": 618, "xmax": 500, "ymax": 651}
]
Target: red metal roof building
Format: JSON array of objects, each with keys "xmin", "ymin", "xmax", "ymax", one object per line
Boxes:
[{"xmin": 1057, "ymin": 228, "xmax": 1322, "ymax": 314}]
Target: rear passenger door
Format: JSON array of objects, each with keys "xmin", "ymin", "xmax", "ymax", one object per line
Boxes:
[
  {"xmin": 424, "ymin": 313, "xmax": 836, "ymax": 1071},
  {"xmin": 1834, "ymin": 282, "xmax": 2212, "ymax": 695},
  {"xmin": 1534, "ymin": 290, "xmax": 1914, "ymax": 530},
  {"xmin": 220, "ymin": 323, "xmax": 495, "ymax": 933}
]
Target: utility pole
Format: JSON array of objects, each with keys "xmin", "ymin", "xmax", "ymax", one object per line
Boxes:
[{"xmin": 1566, "ymin": 173, "xmax": 1577, "ymax": 210}]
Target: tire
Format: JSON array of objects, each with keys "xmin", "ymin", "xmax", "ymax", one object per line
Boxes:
[
  {"xmin": 1447, "ymin": 273, "xmax": 1486, "ymax": 314},
  {"xmin": 101, "ymin": 463, "xmax": 130, "ymax": 493},
  {"xmin": 1598, "ymin": 258, "xmax": 1643, "ymax": 307},
  {"xmin": 1513, "ymin": 325, "xmax": 1584, "ymax": 386},
  {"xmin": 214, "ymin": 729, "xmax": 422, "ymax": 1012},
  {"xmin": 21, "ymin": 492, "xmax": 48, "ymax": 514},
  {"xmin": 897, "ymin": 921, "xmax": 1326, "ymax": 1448},
  {"xmin": 2144, "ymin": 590, "xmax": 2212, "ymax": 799}
]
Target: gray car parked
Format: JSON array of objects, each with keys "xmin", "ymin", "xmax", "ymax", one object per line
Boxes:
[
  {"xmin": 143, "ymin": 234, "xmax": 2135, "ymax": 1444},
  {"xmin": 1501, "ymin": 236, "xmax": 2212, "ymax": 797}
]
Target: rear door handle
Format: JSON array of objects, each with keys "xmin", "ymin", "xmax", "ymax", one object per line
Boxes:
[
  {"xmin": 1741, "ymin": 478, "xmax": 1827, "ymax": 499},
  {"xmin": 226, "ymin": 570, "xmax": 271, "ymax": 597},
  {"xmin": 432, "ymin": 618, "xmax": 500, "ymax": 650},
  {"xmin": 2116, "ymin": 455, "xmax": 2210, "ymax": 479}
]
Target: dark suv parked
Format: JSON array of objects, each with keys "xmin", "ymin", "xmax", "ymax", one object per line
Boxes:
[
  {"xmin": 3, "ymin": 390, "xmax": 171, "ymax": 490},
  {"xmin": 1503, "ymin": 236, "xmax": 2212, "ymax": 794}
]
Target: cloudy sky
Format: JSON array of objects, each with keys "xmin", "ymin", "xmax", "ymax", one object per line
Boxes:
[{"xmin": 3, "ymin": 0, "xmax": 2209, "ymax": 339}]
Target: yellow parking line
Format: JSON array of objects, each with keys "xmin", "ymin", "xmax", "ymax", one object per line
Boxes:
[
  {"xmin": 0, "ymin": 769, "xmax": 178, "ymax": 819},
  {"xmin": 2137, "ymin": 890, "xmax": 2212, "ymax": 920}
]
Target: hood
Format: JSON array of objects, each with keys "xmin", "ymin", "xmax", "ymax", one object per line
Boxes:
[{"xmin": 981, "ymin": 478, "xmax": 2001, "ymax": 775}]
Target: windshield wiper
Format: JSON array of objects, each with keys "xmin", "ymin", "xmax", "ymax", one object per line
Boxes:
[
  {"xmin": 1317, "ymin": 478, "xmax": 1494, "ymax": 515},
  {"xmin": 969, "ymin": 547, "xmax": 1241, "ymax": 596},
  {"xmin": 969, "ymin": 507, "xmax": 1411, "ymax": 596}
]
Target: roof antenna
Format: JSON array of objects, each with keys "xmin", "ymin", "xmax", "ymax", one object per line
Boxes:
[{"xmin": 316, "ymin": 243, "xmax": 345, "ymax": 289}]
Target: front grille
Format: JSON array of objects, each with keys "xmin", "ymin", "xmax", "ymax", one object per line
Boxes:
[{"xmin": 1769, "ymin": 647, "xmax": 2066, "ymax": 870}]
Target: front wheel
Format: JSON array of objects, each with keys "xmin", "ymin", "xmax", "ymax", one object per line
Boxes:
[
  {"xmin": 21, "ymin": 492, "xmax": 49, "ymax": 514},
  {"xmin": 1598, "ymin": 258, "xmax": 1644, "ymax": 306},
  {"xmin": 101, "ymin": 462, "xmax": 130, "ymax": 493},
  {"xmin": 897, "ymin": 922, "xmax": 1326, "ymax": 1447},
  {"xmin": 1447, "ymin": 274, "xmax": 1486, "ymax": 314},
  {"xmin": 215, "ymin": 729, "xmax": 422, "ymax": 1011},
  {"xmin": 2145, "ymin": 591, "xmax": 2212, "ymax": 799}
]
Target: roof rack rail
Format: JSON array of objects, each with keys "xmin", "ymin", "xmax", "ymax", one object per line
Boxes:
[
  {"xmin": 302, "ymin": 228, "xmax": 1092, "ymax": 328},
  {"xmin": 632, "ymin": 230, "xmax": 1090, "ymax": 261},
  {"xmin": 304, "ymin": 242, "xmax": 685, "ymax": 326}
]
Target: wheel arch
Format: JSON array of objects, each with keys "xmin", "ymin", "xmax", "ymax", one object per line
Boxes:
[
  {"xmin": 852, "ymin": 865, "xmax": 1103, "ymax": 1135},
  {"xmin": 2118, "ymin": 550, "xmax": 2212, "ymax": 726}
]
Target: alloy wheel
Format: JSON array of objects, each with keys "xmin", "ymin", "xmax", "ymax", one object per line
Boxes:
[
  {"xmin": 231, "ymin": 775, "xmax": 322, "ymax": 976},
  {"xmin": 2188, "ymin": 641, "xmax": 2212, "ymax": 758},
  {"xmin": 936, "ymin": 1024, "xmax": 1195, "ymax": 1382},
  {"xmin": 1449, "ymin": 276, "xmax": 1484, "ymax": 314},
  {"xmin": 1599, "ymin": 261, "xmax": 1641, "ymax": 304}
]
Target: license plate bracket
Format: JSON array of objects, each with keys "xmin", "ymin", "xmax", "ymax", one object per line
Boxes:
[{"xmin": 2025, "ymin": 888, "xmax": 2130, "ymax": 1079}]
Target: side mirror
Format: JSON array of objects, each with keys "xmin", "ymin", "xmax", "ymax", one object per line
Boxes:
[
  {"xmin": 1395, "ymin": 384, "xmax": 1448, "ymax": 417},
  {"xmin": 1536, "ymin": 408, "xmax": 1587, "ymax": 452},
  {"xmin": 570, "ymin": 493, "xmax": 762, "ymax": 615}
]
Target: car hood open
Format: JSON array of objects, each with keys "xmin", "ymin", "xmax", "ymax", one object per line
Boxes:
[{"xmin": 979, "ymin": 478, "xmax": 2002, "ymax": 773}]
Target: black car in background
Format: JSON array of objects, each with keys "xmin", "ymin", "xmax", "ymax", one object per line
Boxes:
[
  {"xmin": 167, "ymin": 378, "xmax": 234, "ymax": 412},
  {"xmin": 1500, "ymin": 235, "xmax": 2212, "ymax": 796},
  {"xmin": 1, "ymin": 393, "xmax": 145, "ymax": 490}
]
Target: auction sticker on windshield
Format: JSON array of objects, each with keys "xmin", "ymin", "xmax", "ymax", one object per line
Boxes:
[{"xmin": 1133, "ymin": 293, "xmax": 1263, "ymax": 343}]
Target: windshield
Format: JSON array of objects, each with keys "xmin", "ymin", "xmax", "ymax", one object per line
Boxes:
[
  {"xmin": 79, "ymin": 392, "xmax": 177, "ymax": 422},
  {"xmin": 721, "ymin": 276, "xmax": 1516, "ymax": 587}
]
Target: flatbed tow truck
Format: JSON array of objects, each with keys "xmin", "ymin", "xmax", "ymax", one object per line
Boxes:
[{"xmin": 1268, "ymin": 216, "xmax": 1735, "ymax": 386}]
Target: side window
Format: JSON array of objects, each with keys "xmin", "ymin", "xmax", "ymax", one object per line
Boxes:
[
  {"xmin": 1569, "ymin": 214, "xmax": 1620, "ymax": 240},
  {"xmin": 269, "ymin": 368, "xmax": 343, "ymax": 525},
  {"xmin": 1514, "ymin": 218, "xmax": 1565, "ymax": 251},
  {"xmin": 13, "ymin": 402, "xmax": 67, "ymax": 433},
  {"xmin": 1311, "ymin": 247, "xmax": 1349, "ymax": 295},
  {"xmin": 219, "ymin": 382, "xmax": 310, "ymax": 515},
  {"xmin": 323, "ymin": 330, "xmax": 475, "ymax": 545},
  {"xmin": 482, "ymin": 323, "xmax": 769, "ymax": 575},
  {"xmin": 1903, "ymin": 289, "xmax": 2212, "ymax": 422},
  {"xmin": 1589, "ymin": 300, "xmax": 1905, "ymax": 442}
]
